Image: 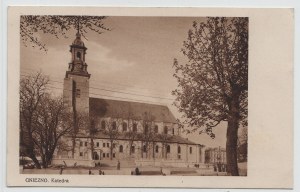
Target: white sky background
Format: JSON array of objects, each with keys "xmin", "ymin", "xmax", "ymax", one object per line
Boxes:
[{"xmin": 21, "ymin": 16, "xmax": 228, "ymax": 148}]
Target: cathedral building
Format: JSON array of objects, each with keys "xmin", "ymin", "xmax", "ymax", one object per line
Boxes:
[{"xmin": 52, "ymin": 33, "xmax": 205, "ymax": 168}]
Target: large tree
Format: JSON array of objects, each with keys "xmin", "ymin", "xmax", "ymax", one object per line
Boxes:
[
  {"xmin": 20, "ymin": 72, "xmax": 76, "ymax": 168},
  {"xmin": 32, "ymin": 95, "xmax": 74, "ymax": 168},
  {"xmin": 173, "ymin": 17, "xmax": 248, "ymax": 176},
  {"xmin": 20, "ymin": 15, "xmax": 109, "ymax": 51},
  {"xmin": 20, "ymin": 72, "xmax": 49, "ymax": 168}
]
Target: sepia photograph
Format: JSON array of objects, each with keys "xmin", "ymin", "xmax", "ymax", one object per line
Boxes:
[
  {"xmin": 6, "ymin": 7, "xmax": 293, "ymax": 188},
  {"xmin": 19, "ymin": 15, "xmax": 248, "ymax": 177}
]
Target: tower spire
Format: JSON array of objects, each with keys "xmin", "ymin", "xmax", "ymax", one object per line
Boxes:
[{"xmin": 77, "ymin": 16, "xmax": 80, "ymax": 35}]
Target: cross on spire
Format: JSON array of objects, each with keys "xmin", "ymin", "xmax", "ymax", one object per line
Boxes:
[{"xmin": 77, "ymin": 16, "xmax": 80, "ymax": 35}]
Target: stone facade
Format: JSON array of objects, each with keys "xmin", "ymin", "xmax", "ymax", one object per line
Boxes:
[{"xmin": 52, "ymin": 33, "xmax": 205, "ymax": 168}]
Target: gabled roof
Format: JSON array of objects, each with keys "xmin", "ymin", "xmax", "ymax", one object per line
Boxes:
[{"xmin": 89, "ymin": 97, "xmax": 177, "ymax": 123}]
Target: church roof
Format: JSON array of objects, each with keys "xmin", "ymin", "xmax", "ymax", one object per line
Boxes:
[
  {"xmin": 89, "ymin": 97, "xmax": 177, "ymax": 123},
  {"xmin": 75, "ymin": 132, "xmax": 198, "ymax": 145}
]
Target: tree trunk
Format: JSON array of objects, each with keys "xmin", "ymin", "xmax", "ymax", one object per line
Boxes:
[
  {"xmin": 29, "ymin": 152, "xmax": 41, "ymax": 169},
  {"xmin": 90, "ymin": 137, "xmax": 94, "ymax": 160},
  {"xmin": 71, "ymin": 136, "xmax": 76, "ymax": 158},
  {"xmin": 110, "ymin": 140, "xmax": 113, "ymax": 160},
  {"xmin": 129, "ymin": 140, "xmax": 132, "ymax": 156},
  {"xmin": 226, "ymin": 95, "xmax": 240, "ymax": 176},
  {"xmin": 152, "ymin": 142, "xmax": 155, "ymax": 159},
  {"xmin": 141, "ymin": 142, "xmax": 143, "ymax": 158}
]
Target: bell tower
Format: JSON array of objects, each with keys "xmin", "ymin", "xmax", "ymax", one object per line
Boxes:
[{"xmin": 63, "ymin": 31, "xmax": 90, "ymax": 133}]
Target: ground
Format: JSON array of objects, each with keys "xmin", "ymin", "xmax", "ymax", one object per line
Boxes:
[{"xmin": 21, "ymin": 162, "xmax": 247, "ymax": 176}]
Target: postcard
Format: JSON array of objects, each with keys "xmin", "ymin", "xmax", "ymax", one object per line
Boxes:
[{"xmin": 7, "ymin": 7, "xmax": 293, "ymax": 188}]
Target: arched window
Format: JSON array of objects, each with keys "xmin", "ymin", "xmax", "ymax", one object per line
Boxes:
[
  {"xmin": 119, "ymin": 145, "xmax": 123, "ymax": 153},
  {"xmin": 143, "ymin": 145, "xmax": 147, "ymax": 152},
  {"xmin": 167, "ymin": 145, "xmax": 170, "ymax": 153},
  {"xmin": 155, "ymin": 145, "xmax": 159, "ymax": 153},
  {"xmin": 122, "ymin": 122, "xmax": 127, "ymax": 132},
  {"xmin": 172, "ymin": 128, "xmax": 175, "ymax": 135},
  {"xmin": 133, "ymin": 123, "xmax": 137, "ymax": 132},
  {"xmin": 178, "ymin": 146, "xmax": 181, "ymax": 154},
  {"xmin": 101, "ymin": 120, "xmax": 106, "ymax": 130},
  {"xmin": 164, "ymin": 126, "xmax": 168, "ymax": 134},
  {"xmin": 189, "ymin": 146, "xmax": 192, "ymax": 154},
  {"xmin": 154, "ymin": 125, "xmax": 158, "ymax": 133},
  {"xmin": 76, "ymin": 52, "xmax": 81, "ymax": 59},
  {"xmin": 112, "ymin": 121, "xmax": 117, "ymax": 130}
]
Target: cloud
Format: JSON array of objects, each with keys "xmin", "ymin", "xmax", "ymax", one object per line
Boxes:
[{"xmin": 86, "ymin": 41, "xmax": 136, "ymax": 74}]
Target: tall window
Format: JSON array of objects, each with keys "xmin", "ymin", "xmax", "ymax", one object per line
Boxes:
[
  {"xmin": 178, "ymin": 146, "xmax": 181, "ymax": 154},
  {"xmin": 167, "ymin": 145, "xmax": 170, "ymax": 153},
  {"xmin": 122, "ymin": 122, "xmax": 127, "ymax": 132},
  {"xmin": 164, "ymin": 126, "xmax": 168, "ymax": 134},
  {"xmin": 133, "ymin": 123, "xmax": 137, "ymax": 132},
  {"xmin": 143, "ymin": 145, "xmax": 147, "ymax": 153},
  {"xmin": 155, "ymin": 145, "xmax": 159, "ymax": 153},
  {"xmin": 154, "ymin": 125, "xmax": 158, "ymax": 133},
  {"xmin": 76, "ymin": 52, "xmax": 81, "ymax": 59},
  {"xmin": 101, "ymin": 120, "xmax": 106, "ymax": 130},
  {"xmin": 119, "ymin": 145, "xmax": 123, "ymax": 153},
  {"xmin": 172, "ymin": 128, "xmax": 175, "ymax": 135},
  {"xmin": 112, "ymin": 121, "xmax": 117, "ymax": 130},
  {"xmin": 190, "ymin": 146, "xmax": 192, "ymax": 154}
]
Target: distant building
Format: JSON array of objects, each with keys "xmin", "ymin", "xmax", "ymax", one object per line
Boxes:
[
  {"xmin": 52, "ymin": 32, "xmax": 205, "ymax": 167},
  {"xmin": 205, "ymin": 147, "xmax": 226, "ymax": 165}
]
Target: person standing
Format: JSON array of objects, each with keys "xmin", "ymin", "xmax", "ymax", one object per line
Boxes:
[
  {"xmin": 59, "ymin": 166, "xmax": 64, "ymax": 175},
  {"xmin": 117, "ymin": 160, "xmax": 120, "ymax": 170}
]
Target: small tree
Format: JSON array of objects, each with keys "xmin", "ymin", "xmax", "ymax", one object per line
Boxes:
[
  {"xmin": 123, "ymin": 110, "xmax": 140, "ymax": 157},
  {"xmin": 103, "ymin": 114, "xmax": 122, "ymax": 160},
  {"xmin": 139, "ymin": 112, "xmax": 157, "ymax": 159},
  {"xmin": 158, "ymin": 133, "xmax": 171, "ymax": 160}
]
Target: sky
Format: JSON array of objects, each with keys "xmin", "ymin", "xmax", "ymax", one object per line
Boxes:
[{"xmin": 20, "ymin": 16, "xmax": 228, "ymax": 148}]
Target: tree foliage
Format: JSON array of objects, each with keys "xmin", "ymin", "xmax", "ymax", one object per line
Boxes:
[
  {"xmin": 32, "ymin": 95, "xmax": 74, "ymax": 168},
  {"xmin": 20, "ymin": 72, "xmax": 74, "ymax": 168},
  {"xmin": 20, "ymin": 15, "xmax": 109, "ymax": 51},
  {"xmin": 173, "ymin": 17, "xmax": 248, "ymax": 175},
  {"xmin": 20, "ymin": 72, "xmax": 49, "ymax": 168}
]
